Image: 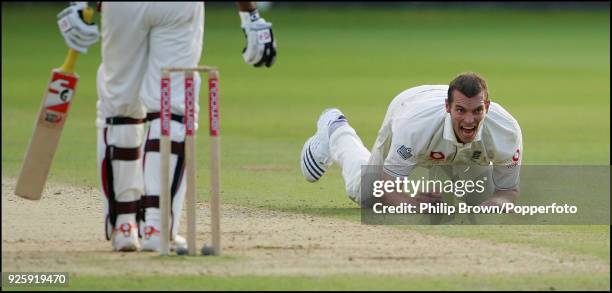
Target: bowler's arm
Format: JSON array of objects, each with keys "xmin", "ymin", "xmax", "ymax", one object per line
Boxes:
[
  {"xmin": 483, "ymin": 117, "xmax": 523, "ymax": 208},
  {"xmin": 482, "ymin": 161, "xmax": 522, "ymax": 208}
]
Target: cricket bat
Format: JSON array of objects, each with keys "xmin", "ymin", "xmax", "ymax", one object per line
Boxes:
[{"xmin": 14, "ymin": 7, "xmax": 95, "ymax": 200}]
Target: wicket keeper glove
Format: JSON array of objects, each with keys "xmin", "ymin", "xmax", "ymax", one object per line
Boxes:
[
  {"xmin": 240, "ymin": 10, "xmax": 277, "ymax": 68},
  {"xmin": 57, "ymin": 2, "xmax": 100, "ymax": 54}
]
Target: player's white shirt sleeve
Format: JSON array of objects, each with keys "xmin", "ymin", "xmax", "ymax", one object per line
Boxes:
[
  {"xmin": 485, "ymin": 103, "xmax": 523, "ymax": 190},
  {"xmin": 382, "ymin": 116, "xmax": 426, "ymax": 177}
]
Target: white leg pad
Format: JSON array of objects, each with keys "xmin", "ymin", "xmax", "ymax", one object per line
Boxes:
[
  {"xmin": 143, "ymin": 118, "xmax": 188, "ymax": 241},
  {"xmin": 97, "ymin": 121, "xmax": 145, "ymax": 241}
]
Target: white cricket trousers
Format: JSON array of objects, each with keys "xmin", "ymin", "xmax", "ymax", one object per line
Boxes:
[
  {"xmin": 329, "ymin": 90, "xmax": 420, "ymax": 204},
  {"xmin": 329, "ymin": 126, "xmax": 371, "ymax": 204},
  {"xmin": 95, "ymin": 2, "xmax": 204, "ymax": 124}
]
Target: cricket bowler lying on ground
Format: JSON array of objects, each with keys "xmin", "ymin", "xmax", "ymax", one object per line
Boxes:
[{"xmin": 300, "ymin": 72, "xmax": 523, "ymax": 208}]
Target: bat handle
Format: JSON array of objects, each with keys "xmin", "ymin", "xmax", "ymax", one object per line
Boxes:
[{"xmin": 59, "ymin": 7, "xmax": 95, "ymax": 74}]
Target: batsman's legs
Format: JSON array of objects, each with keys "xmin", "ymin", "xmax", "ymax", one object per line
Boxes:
[
  {"xmin": 96, "ymin": 109, "xmax": 146, "ymax": 251},
  {"xmin": 141, "ymin": 118, "xmax": 189, "ymax": 252},
  {"xmin": 136, "ymin": 3, "xmax": 203, "ymax": 253},
  {"xmin": 139, "ymin": 2, "xmax": 204, "ymax": 115},
  {"xmin": 96, "ymin": 2, "xmax": 151, "ymax": 252}
]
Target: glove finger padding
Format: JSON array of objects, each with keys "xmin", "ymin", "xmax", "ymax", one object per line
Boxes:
[
  {"xmin": 72, "ymin": 22, "xmax": 101, "ymax": 39},
  {"xmin": 70, "ymin": 28, "xmax": 100, "ymax": 46},
  {"xmin": 61, "ymin": 32, "xmax": 89, "ymax": 54},
  {"xmin": 242, "ymin": 29, "xmax": 265, "ymax": 65},
  {"xmin": 254, "ymin": 31, "xmax": 276, "ymax": 68}
]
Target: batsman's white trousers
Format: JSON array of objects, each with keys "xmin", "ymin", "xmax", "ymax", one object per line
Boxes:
[{"xmin": 95, "ymin": 2, "xmax": 204, "ymax": 124}]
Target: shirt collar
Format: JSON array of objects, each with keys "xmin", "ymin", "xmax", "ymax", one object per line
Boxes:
[{"xmin": 443, "ymin": 113, "xmax": 484, "ymax": 147}]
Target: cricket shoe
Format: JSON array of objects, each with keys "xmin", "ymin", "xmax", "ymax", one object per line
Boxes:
[
  {"xmin": 300, "ymin": 108, "xmax": 348, "ymax": 182},
  {"xmin": 141, "ymin": 224, "xmax": 187, "ymax": 252},
  {"xmin": 171, "ymin": 235, "xmax": 187, "ymax": 252},
  {"xmin": 112, "ymin": 221, "xmax": 140, "ymax": 252},
  {"xmin": 141, "ymin": 224, "xmax": 161, "ymax": 252}
]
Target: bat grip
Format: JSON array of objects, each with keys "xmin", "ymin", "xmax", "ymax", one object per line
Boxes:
[{"xmin": 59, "ymin": 7, "xmax": 95, "ymax": 74}]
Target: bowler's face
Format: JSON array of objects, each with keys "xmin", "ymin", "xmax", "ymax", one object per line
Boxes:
[{"xmin": 446, "ymin": 90, "xmax": 490, "ymax": 144}]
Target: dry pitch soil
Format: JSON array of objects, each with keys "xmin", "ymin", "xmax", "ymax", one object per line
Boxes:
[{"xmin": 2, "ymin": 178, "xmax": 608, "ymax": 277}]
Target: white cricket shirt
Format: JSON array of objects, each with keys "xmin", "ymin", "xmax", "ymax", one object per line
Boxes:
[{"xmin": 370, "ymin": 85, "xmax": 523, "ymax": 190}]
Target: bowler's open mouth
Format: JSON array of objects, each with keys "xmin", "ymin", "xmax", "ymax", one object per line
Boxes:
[{"xmin": 460, "ymin": 125, "xmax": 476, "ymax": 137}]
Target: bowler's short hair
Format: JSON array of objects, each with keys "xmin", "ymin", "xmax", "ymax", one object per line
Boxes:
[{"xmin": 448, "ymin": 72, "xmax": 489, "ymax": 104}]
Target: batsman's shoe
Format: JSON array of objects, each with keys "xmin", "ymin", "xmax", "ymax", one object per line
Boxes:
[
  {"xmin": 141, "ymin": 224, "xmax": 161, "ymax": 252},
  {"xmin": 300, "ymin": 108, "xmax": 347, "ymax": 182},
  {"xmin": 111, "ymin": 222, "xmax": 140, "ymax": 252},
  {"xmin": 141, "ymin": 225, "xmax": 187, "ymax": 252}
]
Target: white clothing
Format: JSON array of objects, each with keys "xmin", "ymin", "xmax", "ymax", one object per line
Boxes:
[
  {"xmin": 95, "ymin": 2, "xmax": 204, "ymax": 123},
  {"xmin": 94, "ymin": 3, "xmax": 205, "ymax": 243},
  {"xmin": 331, "ymin": 85, "xmax": 523, "ymax": 203}
]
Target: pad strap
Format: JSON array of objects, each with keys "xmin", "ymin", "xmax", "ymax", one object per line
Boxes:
[
  {"xmin": 106, "ymin": 116, "xmax": 146, "ymax": 125},
  {"xmin": 144, "ymin": 139, "xmax": 185, "ymax": 156},
  {"xmin": 146, "ymin": 112, "xmax": 184, "ymax": 123}
]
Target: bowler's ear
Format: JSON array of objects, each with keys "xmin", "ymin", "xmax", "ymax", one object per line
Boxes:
[
  {"xmin": 484, "ymin": 99, "xmax": 491, "ymax": 112},
  {"xmin": 445, "ymin": 99, "xmax": 451, "ymax": 113}
]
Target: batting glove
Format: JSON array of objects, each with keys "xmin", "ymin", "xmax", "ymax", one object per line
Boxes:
[
  {"xmin": 57, "ymin": 2, "xmax": 100, "ymax": 54},
  {"xmin": 240, "ymin": 10, "xmax": 277, "ymax": 68}
]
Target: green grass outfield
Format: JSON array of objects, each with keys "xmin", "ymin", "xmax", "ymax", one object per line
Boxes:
[{"xmin": 2, "ymin": 3, "xmax": 609, "ymax": 290}]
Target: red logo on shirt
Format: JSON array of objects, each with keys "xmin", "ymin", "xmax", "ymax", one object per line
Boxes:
[
  {"xmin": 512, "ymin": 149, "xmax": 520, "ymax": 162},
  {"xmin": 429, "ymin": 152, "xmax": 445, "ymax": 160}
]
